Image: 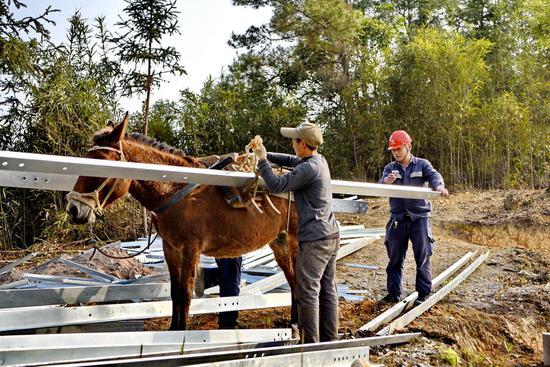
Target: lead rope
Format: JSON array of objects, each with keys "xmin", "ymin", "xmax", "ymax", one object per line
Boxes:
[{"xmin": 88, "ymin": 217, "xmax": 158, "ymax": 261}]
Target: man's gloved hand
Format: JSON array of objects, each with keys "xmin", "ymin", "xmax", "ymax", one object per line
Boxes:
[
  {"xmin": 253, "ymin": 144, "xmax": 267, "ymax": 160},
  {"xmin": 435, "ymin": 185, "xmax": 449, "ymax": 197},
  {"xmin": 249, "ymin": 135, "xmax": 267, "ymax": 160}
]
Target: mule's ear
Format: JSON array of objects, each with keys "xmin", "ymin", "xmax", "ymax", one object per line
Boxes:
[{"xmin": 111, "ymin": 112, "xmax": 129, "ymax": 142}]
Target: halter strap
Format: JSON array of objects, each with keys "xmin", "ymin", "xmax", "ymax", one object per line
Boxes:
[
  {"xmin": 88, "ymin": 141, "xmax": 126, "ymax": 161},
  {"xmin": 66, "ymin": 142, "xmax": 126, "ymax": 213}
]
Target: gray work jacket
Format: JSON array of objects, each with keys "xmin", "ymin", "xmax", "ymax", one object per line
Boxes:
[{"xmin": 258, "ymin": 153, "xmax": 339, "ymax": 243}]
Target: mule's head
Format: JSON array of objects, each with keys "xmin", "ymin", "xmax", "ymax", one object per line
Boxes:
[{"xmin": 66, "ymin": 113, "xmax": 132, "ymax": 224}]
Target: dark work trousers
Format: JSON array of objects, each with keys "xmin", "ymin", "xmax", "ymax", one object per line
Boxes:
[
  {"xmin": 384, "ymin": 216, "xmax": 434, "ymax": 297},
  {"xmin": 296, "ymin": 238, "xmax": 340, "ymax": 344},
  {"xmin": 215, "ymin": 257, "xmax": 242, "ymax": 328}
]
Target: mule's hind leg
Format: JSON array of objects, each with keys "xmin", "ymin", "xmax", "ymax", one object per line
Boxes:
[
  {"xmin": 164, "ymin": 240, "xmax": 200, "ymax": 330},
  {"xmin": 269, "ymin": 231, "xmax": 299, "ymax": 324}
]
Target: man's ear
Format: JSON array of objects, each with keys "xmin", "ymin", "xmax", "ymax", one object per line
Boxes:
[{"xmin": 111, "ymin": 112, "xmax": 129, "ymax": 142}]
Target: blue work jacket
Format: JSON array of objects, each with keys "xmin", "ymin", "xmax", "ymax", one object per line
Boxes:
[{"xmin": 379, "ymin": 156, "xmax": 444, "ymax": 221}]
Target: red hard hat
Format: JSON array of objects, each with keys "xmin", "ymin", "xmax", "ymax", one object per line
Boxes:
[{"xmin": 388, "ymin": 130, "xmax": 412, "ymax": 150}]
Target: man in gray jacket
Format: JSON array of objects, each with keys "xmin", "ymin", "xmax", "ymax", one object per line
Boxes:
[{"xmin": 252, "ymin": 122, "xmax": 340, "ymax": 343}]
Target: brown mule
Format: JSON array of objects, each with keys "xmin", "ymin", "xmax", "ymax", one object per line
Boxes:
[{"xmin": 66, "ymin": 114, "xmax": 299, "ymax": 330}]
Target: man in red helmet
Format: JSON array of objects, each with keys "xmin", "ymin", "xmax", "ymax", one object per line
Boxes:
[{"xmin": 379, "ymin": 130, "xmax": 448, "ymax": 305}]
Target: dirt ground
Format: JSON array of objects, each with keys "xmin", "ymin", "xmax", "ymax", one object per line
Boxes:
[{"xmin": 0, "ymin": 189, "xmax": 548, "ymax": 366}]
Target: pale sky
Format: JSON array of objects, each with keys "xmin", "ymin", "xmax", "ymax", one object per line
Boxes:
[{"xmin": 19, "ymin": 0, "xmax": 273, "ymax": 111}]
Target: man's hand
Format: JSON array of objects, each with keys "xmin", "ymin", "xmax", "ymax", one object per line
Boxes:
[
  {"xmin": 248, "ymin": 135, "xmax": 267, "ymax": 160},
  {"xmin": 435, "ymin": 185, "xmax": 449, "ymax": 197},
  {"xmin": 253, "ymin": 144, "xmax": 267, "ymax": 160},
  {"xmin": 383, "ymin": 172, "xmax": 398, "ymax": 184}
]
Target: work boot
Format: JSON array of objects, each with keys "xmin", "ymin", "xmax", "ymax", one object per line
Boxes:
[
  {"xmin": 414, "ymin": 293, "xmax": 429, "ymax": 307},
  {"xmin": 379, "ymin": 293, "xmax": 401, "ymax": 305}
]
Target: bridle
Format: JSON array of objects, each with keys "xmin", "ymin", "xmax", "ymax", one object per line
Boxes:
[
  {"xmin": 65, "ymin": 141, "xmax": 126, "ymax": 215},
  {"xmin": 66, "ymin": 141, "xmax": 160, "ymax": 261}
]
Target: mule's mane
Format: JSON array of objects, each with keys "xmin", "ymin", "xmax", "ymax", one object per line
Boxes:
[
  {"xmin": 128, "ymin": 132, "xmax": 203, "ymax": 167},
  {"xmin": 127, "ymin": 133, "xmax": 187, "ymax": 159},
  {"xmin": 93, "ymin": 128, "xmax": 201, "ymax": 167}
]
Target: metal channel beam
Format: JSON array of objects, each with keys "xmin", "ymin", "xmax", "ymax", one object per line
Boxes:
[
  {"xmin": 0, "ymin": 283, "xmax": 171, "ymax": 309},
  {"xmin": 0, "ymin": 329, "xmax": 292, "ymax": 349},
  {"xmin": 186, "ymin": 347, "xmax": 368, "ymax": 367},
  {"xmin": 2, "ymin": 341, "xmax": 296, "ymax": 367},
  {"xmin": 44, "ymin": 346, "xmax": 370, "ymax": 367},
  {"xmin": 22, "ymin": 273, "xmax": 108, "ymax": 287},
  {"xmin": 0, "ymin": 331, "xmax": 294, "ymax": 366},
  {"xmin": 0, "ymin": 252, "xmax": 36, "ymax": 275},
  {"xmin": 0, "ymin": 293, "xmax": 291, "ymax": 332},
  {"xmin": 59, "ymin": 258, "xmax": 119, "ymax": 282},
  {"xmin": 358, "ymin": 251, "xmax": 476, "ymax": 332},
  {"xmin": 0, "ymin": 170, "xmax": 76, "ymax": 190},
  {"xmin": 40, "ymin": 334, "xmax": 421, "ymax": 367},
  {"xmin": 0, "ymin": 151, "xmax": 253, "ymax": 187},
  {"xmin": 332, "ymin": 198, "xmax": 368, "ymax": 213},
  {"xmin": 331, "ymin": 179, "xmax": 440, "ymax": 199},
  {"xmin": 50, "ymin": 334, "xmax": 419, "ymax": 367},
  {"xmin": 378, "ymin": 251, "xmax": 490, "ymax": 335},
  {"xmin": 0, "ymin": 151, "xmax": 441, "ymax": 199},
  {"xmin": 0, "ymin": 279, "xmax": 29, "ymax": 290}
]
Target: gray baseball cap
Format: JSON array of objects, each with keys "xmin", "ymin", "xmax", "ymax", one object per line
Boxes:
[{"xmin": 280, "ymin": 122, "xmax": 323, "ymax": 148}]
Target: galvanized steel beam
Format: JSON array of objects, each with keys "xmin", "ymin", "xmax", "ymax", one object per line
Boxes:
[
  {"xmin": 0, "ymin": 293, "xmax": 291, "ymax": 332},
  {"xmin": 0, "ymin": 283, "xmax": 171, "ymax": 309},
  {"xmin": 49, "ymin": 334, "xmax": 418, "ymax": 367},
  {"xmin": 0, "ymin": 151, "xmax": 441, "ymax": 199},
  {"xmin": 0, "ymin": 329, "xmax": 293, "ymax": 366},
  {"xmin": 0, "ymin": 252, "xmax": 37, "ymax": 275},
  {"xmin": 59, "ymin": 258, "xmax": 120, "ymax": 283}
]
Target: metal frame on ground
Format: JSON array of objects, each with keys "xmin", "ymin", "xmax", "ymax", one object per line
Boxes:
[
  {"xmin": 358, "ymin": 251, "xmax": 477, "ymax": 332},
  {"xmin": 377, "ymin": 251, "xmax": 490, "ymax": 335}
]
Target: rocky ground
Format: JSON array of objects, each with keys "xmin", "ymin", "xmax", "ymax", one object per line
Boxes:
[{"xmin": 0, "ymin": 189, "xmax": 548, "ymax": 366}]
